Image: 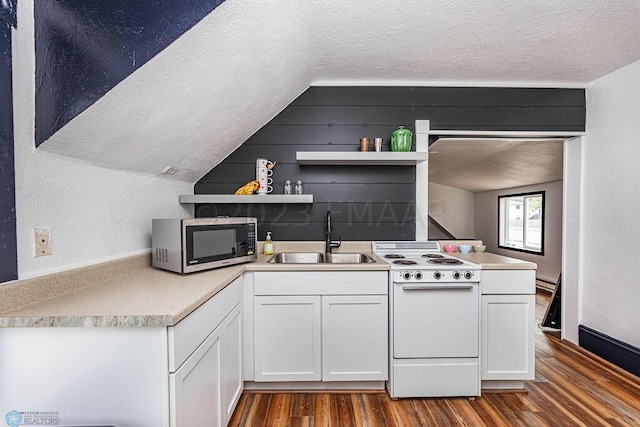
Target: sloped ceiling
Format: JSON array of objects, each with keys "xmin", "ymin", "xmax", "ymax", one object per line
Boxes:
[{"xmin": 38, "ymin": 0, "xmax": 640, "ymax": 183}]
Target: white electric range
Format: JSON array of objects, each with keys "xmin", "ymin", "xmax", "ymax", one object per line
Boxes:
[{"xmin": 373, "ymin": 241, "xmax": 482, "ymax": 398}]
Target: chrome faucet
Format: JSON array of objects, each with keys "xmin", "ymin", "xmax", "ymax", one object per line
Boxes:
[{"xmin": 326, "ymin": 210, "xmax": 342, "ymax": 253}]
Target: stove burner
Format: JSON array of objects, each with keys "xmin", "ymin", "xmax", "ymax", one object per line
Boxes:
[
  {"xmin": 427, "ymin": 258, "xmax": 463, "ymax": 265},
  {"xmin": 384, "ymin": 254, "xmax": 406, "ymax": 259},
  {"xmin": 393, "ymin": 259, "xmax": 418, "ymax": 265},
  {"xmin": 422, "ymin": 254, "xmax": 444, "ymax": 259}
]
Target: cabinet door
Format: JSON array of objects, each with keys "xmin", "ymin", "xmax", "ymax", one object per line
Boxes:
[
  {"xmin": 322, "ymin": 295, "xmax": 388, "ymax": 381},
  {"xmin": 481, "ymin": 294, "xmax": 535, "ymax": 380},
  {"xmin": 221, "ymin": 304, "xmax": 243, "ymax": 425},
  {"xmin": 170, "ymin": 326, "xmax": 223, "ymax": 427},
  {"xmin": 254, "ymin": 295, "xmax": 322, "ymax": 382}
]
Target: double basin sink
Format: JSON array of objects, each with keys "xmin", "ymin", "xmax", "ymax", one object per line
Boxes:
[{"xmin": 268, "ymin": 252, "xmax": 375, "ymax": 264}]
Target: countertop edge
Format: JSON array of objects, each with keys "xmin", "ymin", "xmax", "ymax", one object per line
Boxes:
[{"xmin": 0, "ymin": 314, "xmax": 176, "ymax": 328}]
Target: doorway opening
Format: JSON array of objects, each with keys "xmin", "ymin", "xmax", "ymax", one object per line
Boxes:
[{"xmin": 415, "ymin": 121, "xmax": 583, "ymax": 344}]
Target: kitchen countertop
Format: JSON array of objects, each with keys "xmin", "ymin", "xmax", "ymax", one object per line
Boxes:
[
  {"xmin": 0, "ymin": 242, "xmax": 534, "ymax": 328},
  {"xmin": 0, "ymin": 242, "xmax": 387, "ymax": 328},
  {"xmin": 450, "ymin": 252, "xmax": 537, "ymax": 270}
]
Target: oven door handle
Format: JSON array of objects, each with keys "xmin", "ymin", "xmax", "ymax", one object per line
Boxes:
[{"xmin": 400, "ymin": 284, "xmax": 474, "ymax": 291}]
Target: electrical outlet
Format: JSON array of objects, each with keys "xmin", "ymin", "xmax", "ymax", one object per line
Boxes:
[{"xmin": 33, "ymin": 227, "xmax": 52, "ymax": 257}]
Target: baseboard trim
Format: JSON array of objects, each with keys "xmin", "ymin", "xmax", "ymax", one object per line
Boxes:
[
  {"xmin": 481, "ymin": 380, "xmax": 526, "ymax": 392},
  {"xmin": 244, "ymin": 380, "xmax": 386, "ymax": 392},
  {"xmin": 579, "ymin": 325, "xmax": 640, "ymax": 377}
]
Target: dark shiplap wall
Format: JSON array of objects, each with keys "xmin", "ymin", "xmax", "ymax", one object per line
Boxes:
[
  {"xmin": 195, "ymin": 86, "xmax": 585, "ymax": 241},
  {"xmin": 1, "ymin": 22, "xmax": 17, "ymax": 283},
  {"xmin": 34, "ymin": 0, "xmax": 226, "ymax": 146},
  {"xmin": 0, "ymin": 1, "xmax": 17, "ymax": 27}
]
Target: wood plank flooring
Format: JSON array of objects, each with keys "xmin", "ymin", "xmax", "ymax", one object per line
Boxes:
[{"xmin": 229, "ymin": 291, "xmax": 640, "ymax": 426}]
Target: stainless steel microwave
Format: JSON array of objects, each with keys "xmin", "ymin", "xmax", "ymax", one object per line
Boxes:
[{"xmin": 152, "ymin": 217, "xmax": 257, "ymax": 273}]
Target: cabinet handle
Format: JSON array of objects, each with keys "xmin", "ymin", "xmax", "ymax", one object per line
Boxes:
[{"xmin": 401, "ymin": 284, "xmax": 474, "ymax": 291}]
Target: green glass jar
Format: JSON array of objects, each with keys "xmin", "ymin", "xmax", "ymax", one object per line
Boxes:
[{"xmin": 390, "ymin": 126, "xmax": 412, "ymax": 152}]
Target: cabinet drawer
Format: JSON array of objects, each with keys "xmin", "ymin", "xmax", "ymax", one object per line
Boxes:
[
  {"xmin": 481, "ymin": 270, "xmax": 535, "ymax": 295},
  {"xmin": 169, "ymin": 276, "xmax": 242, "ymax": 372},
  {"xmin": 254, "ymin": 271, "xmax": 387, "ymax": 295}
]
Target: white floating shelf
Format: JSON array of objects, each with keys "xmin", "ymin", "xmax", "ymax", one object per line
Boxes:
[
  {"xmin": 179, "ymin": 194, "xmax": 313, "ymax": 204},
  {"xmin": 296, "ymin": 151, "xmax": 428, "ymax": 165}
]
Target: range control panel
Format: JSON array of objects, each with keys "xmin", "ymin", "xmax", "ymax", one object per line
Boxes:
[{"xmin": 393, "ymin": 270, "xmax": 481, "ymax": 283}]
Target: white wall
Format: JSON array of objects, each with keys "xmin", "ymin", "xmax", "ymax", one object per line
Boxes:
[
  {"xmin": 38, "ymin": 0, "xmax": 314, "ymax": 182},
  {"xmin": 475, "ymin": 181, "xmax": 563, "ymax": 283},
  {"xmin": 11, "ymin": 1, "xmax": 191, "ymax": 279},
  {"xmin": 428, "ymin": 182, "xmax": 476, "ymax": 238},
  {"xmin": 583, "ymin": 59, "xmax": 640, "ymax": 348}
]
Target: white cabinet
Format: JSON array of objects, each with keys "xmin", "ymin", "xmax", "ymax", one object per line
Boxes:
[
  {"xmin": 221, "ymin": 305, "xmax": 243, "ymax": 424},
  {"xmin": 252, "ymin": 271, "xmax": 388, "ymax": 384},
  {"xmin": 322, "ymin": 295, "xmax": 388, "ymax": 381},
  {"xmin": 254, "ymin": 295, "xmax": 322, "ymax": 381},
  {"xmin": 481, "ymin": 270, "xmax": 536, "ymax": 385},
  {"xmin": 169, "ymin": 276, "xmax": 244, "ymax": 426},
  {"xmin": 0, "ymin": 277, "xmax": 244, "ymax": 427},
  {"xmin": 481, "ymin": 294, "xmax": 535, "ymax": 380},
  {"xmin": 170, "ymin": 325, "xmax": 223, "ymax": 426}
]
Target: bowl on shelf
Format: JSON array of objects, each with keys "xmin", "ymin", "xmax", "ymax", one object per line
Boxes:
[
  {"xmin": 473, "ymin": 245, "xmax": 487, "ymax": 253},
  {"xmin": 443, "ymin": 244, "xmax": 457, "ymax": 253},
  {"xmin": 458, "ymin": 244, "xmax": 472, "ymax": 253}
]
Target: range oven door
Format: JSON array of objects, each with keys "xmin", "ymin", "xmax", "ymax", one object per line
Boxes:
[{"xmin": 393, "ymin": 282, "xmax": 479, "ymax": 358}]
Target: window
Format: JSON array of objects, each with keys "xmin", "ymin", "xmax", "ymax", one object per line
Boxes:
[{"xmin": 498, "ymin": 191, "xmax": 544, "ymax": 255}]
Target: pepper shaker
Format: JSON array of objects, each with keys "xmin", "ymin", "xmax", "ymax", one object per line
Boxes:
[{"xmin": 283, "ymin": 180, "xmax": 292, "ymax": 195}]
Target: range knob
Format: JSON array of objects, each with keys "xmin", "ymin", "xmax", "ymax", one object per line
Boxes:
[
  {"xmin": 402, "ymin": 271, "xmax": 412, "ymax": 280},
  {"xmin": 464, "ymin": 271, "xmax": 474, "ymax": 280},
  {"xmin": 433, "ymin": 271, "xmax": 442, "ymax": 280},
  {"xmin": 414, "ymin": 271, "xmax": 423, "ymax": 280},
  {"xmin": 452, "ymin": 271, "xmax": 461, "ymax": 280}
]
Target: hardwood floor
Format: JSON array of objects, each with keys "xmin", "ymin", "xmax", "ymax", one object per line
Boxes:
[{"xmin": 229, "ymin": 291, "xmax": 640, "ymax": 426}]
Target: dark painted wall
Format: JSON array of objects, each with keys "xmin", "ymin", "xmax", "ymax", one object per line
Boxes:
[
  {"xmin": 0, "ymin": 0, "xmax": 17, "ymax": 27},
  {"xmin": 34, "ymin": 0, "xmax": 226, "ymax": 146},
  {"xmin": 195, "ymin": 87, "xmax": 585, "ymax": 241},
  {"xmin": 1, "ymin": 21, "xmax": 17, "ymax": 283}
]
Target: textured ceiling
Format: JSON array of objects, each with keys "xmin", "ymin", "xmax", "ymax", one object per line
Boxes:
[
  {"xmin": 429, "ymin": 138, "xmax": 565, "ymax": 192},
  {"xmin": 38, "ymin": 0, "xmax": 640, "ymax": 182},
  {"xmin": 311, "ymin": 0, "xmax": 640, "ymax": 84}
]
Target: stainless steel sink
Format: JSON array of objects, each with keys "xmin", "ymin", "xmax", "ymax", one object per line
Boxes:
[
  {"xmin": 267, "ymin": 252, "xmax": 324, "ymax": 264},
  {"xmin": 267, "ymin": 252, "xmax": 375, "ymax": 264},
  {"xmin": 324, "ymin": 253, "xmax": 375, "ymax": 264}
]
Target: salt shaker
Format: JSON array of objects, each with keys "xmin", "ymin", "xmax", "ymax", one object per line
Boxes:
[
  {"xmin": 294, "ymin": 180, "xmax": 304, "ymax": 195},
  {"xmin": 283, "ymin": 180, "xmax": 292, "ymax": 195},
  {"xmin": 374, "ymin": 137, "xmax": 383, "ymax": 152}
]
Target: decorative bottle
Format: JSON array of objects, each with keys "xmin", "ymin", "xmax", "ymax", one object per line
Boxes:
[
  {"xmin": 390, "ymin": 126, "xmax": 413, "ymax": 152},
  {"xmin": 263, "ymin": 232, "xmax": 274, "ymax": 255}
]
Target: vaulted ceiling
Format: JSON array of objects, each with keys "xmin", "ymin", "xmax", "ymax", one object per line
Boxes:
[{"xmin": 38, "ymin": 0, "xmax": 640, "ymax": 182}]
